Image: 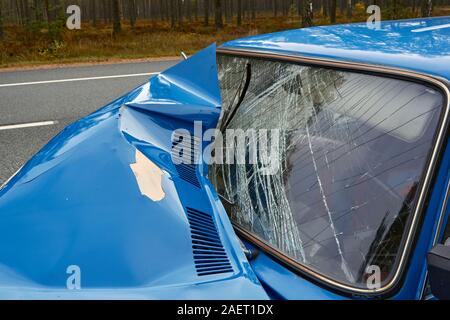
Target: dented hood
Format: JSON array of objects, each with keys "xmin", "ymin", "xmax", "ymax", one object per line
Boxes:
[{"xmin": 0, "ymin": 45, "xmax": 268, "ymax": 299}]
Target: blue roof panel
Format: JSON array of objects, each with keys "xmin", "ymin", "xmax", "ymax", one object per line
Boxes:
[{"xmin": 221, "ymin": 16, "xmax": 450, "ymax": 80}]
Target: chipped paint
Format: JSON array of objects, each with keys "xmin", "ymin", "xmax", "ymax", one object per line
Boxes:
[{"xmin": 130, "ymin": 149, "xmax": 165, "ymax": 201}]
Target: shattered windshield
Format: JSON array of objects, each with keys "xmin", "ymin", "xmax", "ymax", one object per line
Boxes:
[{"xmin": 209, "ymin": 54, "xmax": 444, "ymax": 290}]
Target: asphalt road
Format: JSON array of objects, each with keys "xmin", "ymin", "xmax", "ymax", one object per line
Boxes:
[{"xmin": 0, "ymin": 59, "xmax": 179, "ymax": 185}]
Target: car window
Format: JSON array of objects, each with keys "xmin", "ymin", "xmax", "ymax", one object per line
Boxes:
[{"xmin": 209, "ymin": 54, "xmax": 445, "ymax": 290}]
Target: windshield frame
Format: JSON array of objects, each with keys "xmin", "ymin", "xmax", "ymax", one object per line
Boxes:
[{"xmin": 214, "ymin": 47, "xmax": 450, "ymax": 297}]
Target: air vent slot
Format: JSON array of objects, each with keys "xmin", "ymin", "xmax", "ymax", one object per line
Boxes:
[
  {"xmin": 186, "ymin": 207, "xmax": 233, "ymax": 276},
  {"xmin": 172, "ymin": 133, "xmax": 201, "ymax": 188}
]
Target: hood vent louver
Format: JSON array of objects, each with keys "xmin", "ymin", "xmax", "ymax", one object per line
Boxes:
[
  {"xmin": 172, "ymin": 134, "xmax": 201, "ymax": 188},
  {"xmin": 186, "ymin": 207, "xmax": 233, "ymax": 276}
]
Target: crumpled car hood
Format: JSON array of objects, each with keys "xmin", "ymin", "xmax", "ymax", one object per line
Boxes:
[{"xmin": 0, "ymin": 45, "xmax": 268, "ymax": 299}]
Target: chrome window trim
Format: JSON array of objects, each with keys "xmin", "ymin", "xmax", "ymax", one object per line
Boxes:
[
  {"xmin": 432, "ymin": 179, "xmax": 450, "ymax": 246},
  {"xmin": 216, "ymin": 47, "xmax": 450, "ymax": 296},
  {"xmin": 420, "ymin": 177, "xmax": 450, "ymax": 299}
]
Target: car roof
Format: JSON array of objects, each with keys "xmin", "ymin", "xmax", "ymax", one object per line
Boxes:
[{"xmin": 220, "ymin": 16, "xmax": 450, "ymax": 81}]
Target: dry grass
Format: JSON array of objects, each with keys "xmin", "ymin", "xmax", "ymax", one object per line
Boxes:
[{"xmin": 0, "ymin": 5, "xmax": 449, "ymax": 68}]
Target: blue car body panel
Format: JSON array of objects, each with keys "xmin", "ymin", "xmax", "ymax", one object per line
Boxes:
[
  {"xmin": 0, "ymin": 44, "xmax": 267, "ymax": 299},
  {"xmin": 221, "ymin": 16, "xmax": 450, "ymax": 80},
  {"xmin": 0, "ymin": 18, "xmax": 449, "ymax": 299}
]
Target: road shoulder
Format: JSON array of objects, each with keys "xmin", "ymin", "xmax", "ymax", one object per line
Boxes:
[{"xmin": 0, "ymin": 56, "xmax": 180, "ymax": 73}]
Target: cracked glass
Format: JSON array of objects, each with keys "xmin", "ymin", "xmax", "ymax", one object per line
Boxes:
[{"xmin": 209, "ymin": 54, "xmax": 445, "ymax": 289}]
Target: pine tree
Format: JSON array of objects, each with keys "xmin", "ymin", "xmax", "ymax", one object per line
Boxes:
[{"xmin": 112, "ymin": 0, "xmax": 121, "ymax": 36}]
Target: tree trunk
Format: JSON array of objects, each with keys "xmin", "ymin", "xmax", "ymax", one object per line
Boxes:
[
  {"xmin": 112, "ymin": 0, "xmax": 121, "ymax": 36},
  {"xmin": 323, "ymin": 0, "xmax": 328, "ymax": 17},
  {"xmin": 143, "ymin": 0, "xmax": 148, "ymax": 19},
  {"xmin": 158, "ymin": 0, "xmax": 163, "ymax": 20},
  {"xmin": 102, "ymin": 0, "xmax": 108, "ymax": 23},
  {"xmin": 330, "ymin": 0, "xmax": 336, "ymax": 22},
  {"xmin": 43, "ymin": 0, "xmax": 50, "ymax": 24},
  {"xmin": 339, "ymin": 0, "xmax": 345, "ymax": 15},
  {"xmin": 22, "ymin": 0, "xmax": 31, "ymax": 27},
  {"xmin": 33, "ymin": 0, "xmax": 41, "ymax": 21},
  {"xmin": 204, "ymin": 0, "xmax": 210, "ymax": 26},
  {"xmin": 91, "ymin": 0, "xmax": 97, "ymax": 27},
  {"xmin": 194, "ymin": 0, "xmax": 198, "ymax": 20},
  {"xmin": 224, "ymin": 0, "xmax": 230, "ymax": 23},
  {"xmin": 0, "ymin": 0, "xmax": 3, "ymax": 41},
  {"xmin": 301, "ymin": 0, "xmax": 313, "ymax": 27},
  {"xmin": 229, "ymin": 0, "xmax": 233, "ymax": 21},
  {"xmin": 251, "ymin": 0, "xmax": 256, "ymax": 20},
  {"xmin": 150, "ymin": 0, "xmax": 154, "ymax": 20},
  {"xmin": 186, "ymin": 0, "xmax": 192, "ymax": 22},
  {"xmin": 46, "ymin": 0, "xmax": 58, "ymax": 23},
  {"xmin": 346, "ymin": 0, "xmax": 352, "ymax": 18},
  {"xmin": 214, "ymin": 0, "xmax": 223, "ymax": 29},
  {"xmin": 15, "ymin": 0, "xmax": 23, "ymax": 26},
  {"xmin": 237, "ymin": 0, "xmax": 242, "ymax": 25},
  {"xmin": 129, "ymin": 0, "xmax": 136, "ymax": 28},
  {"xmin": 169, "ymin": 0, "xmax": 176, "ymax": 28},
  {"xmin": 282, "ymin": 0, "xmax": 288, "ymax": 15},
  {"xmin": 421, "ymin": 0, "xmax": 433, "ymax": 16},
  {"xmin": 177, "ymin": 0, "xmax": 183, "ymax": 25}
]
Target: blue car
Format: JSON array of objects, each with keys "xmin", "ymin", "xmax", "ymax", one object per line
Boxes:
[{"xmin": 0, "ymin": 16, "xmax": 449, "ymax": 300}]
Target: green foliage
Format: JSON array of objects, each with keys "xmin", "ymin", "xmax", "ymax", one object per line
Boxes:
[
  {"xmin": 48, "ymin": 3, "xmax": 67, "ymax": 41},
  {"xmin": 384, "ymin": 0, "xmax": 411, "ymax": 19},
  {"xmin": 38, "ymin": 39, "xmax": 66, "ymax": 58},
  {"xmin": 289, "ymin": 4, "xmax": 298, "ymax": 19},
  {"xmin": 47, "ymin": 20, "xmax": 65, "ymax": 41},
  {"xmin": 27, "ymin": 20, "xmax": 48, "ymax": 34}
]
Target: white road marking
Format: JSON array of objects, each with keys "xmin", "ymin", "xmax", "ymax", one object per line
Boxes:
[
  {"xmin": 0, "ymin": 72, "xmax": 160, "ymax": 88},
  {"xmin": 0, "ymin": 165, "xmax": 23, "ymax": 190},
  {"xmin": 0, "ymin": 120, "xmax": 58, "ymax": 131},
  {"xmin": 412, "ymin": 23, "xmax": 450, "ymax": 33}
]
